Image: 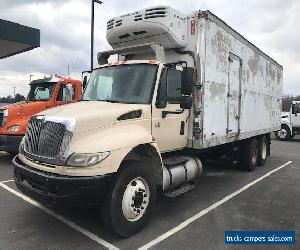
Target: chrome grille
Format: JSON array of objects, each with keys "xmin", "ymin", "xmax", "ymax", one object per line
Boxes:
[{"xmin": 24, "ymin": 117, "xmax": 67, "ymax": 159}]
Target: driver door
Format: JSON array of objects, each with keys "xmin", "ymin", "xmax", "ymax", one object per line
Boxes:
[{"xmin": 152, "ymin": 68, "xmax": 190, "ymax": 152}]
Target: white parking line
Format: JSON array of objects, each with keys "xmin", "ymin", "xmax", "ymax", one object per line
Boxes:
[
  {"xmin": 138, "ymin": 161, "xmax": 293, "ymax": 250},
  {"xmin": 0, "ymin": 179, "xmax": 14, "ymax": 183},
  {"xmin": 0, "ymin": 182, "xmax": 119, "ymax": 250}
]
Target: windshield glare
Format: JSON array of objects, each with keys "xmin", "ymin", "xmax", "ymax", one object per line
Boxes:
[
  {"xmin": 82, "ymin": 64, "xmax": 157, "ymax": 104},
  {"xmin": 28, "ymin": 82, "xmax": 56, "ymax": 101}
]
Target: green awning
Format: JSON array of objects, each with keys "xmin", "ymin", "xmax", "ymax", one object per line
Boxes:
[{"xmin": 0, "ymin": 19, "xmax": 40, "ymax": 59}]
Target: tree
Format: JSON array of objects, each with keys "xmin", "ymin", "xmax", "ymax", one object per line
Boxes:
[
  {"xmin": 0, "ymin": 94, "xmax": 26, "ymax": 103},
  {"xmin": 14, "ymin": 93, "xmax": 26, "ymax": 102}
]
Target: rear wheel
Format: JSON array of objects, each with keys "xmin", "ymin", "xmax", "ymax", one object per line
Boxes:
[
  {"xmin": 257, "ymin": 135, "xmax": 267, "ymax": 166},
  {"xmin": 101, "ymin": 160, "xmax": 157, "ymax": 237},
  {"xmin": 241, "ymin": 138, "xmax": 258, "ymax": 171}
]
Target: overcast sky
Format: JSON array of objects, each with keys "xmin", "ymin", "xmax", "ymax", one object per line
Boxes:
[{"xmin": 0, "ymin": 0, "xmax": 299, "ymax": 97}]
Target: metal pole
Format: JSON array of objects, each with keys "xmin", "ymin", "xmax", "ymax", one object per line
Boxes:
[
  {"xmin": 13, "ymin": 87, "xmax": 16, "ymax": 98},
  {"xmin": 91, "ymin": 0, "xmax": 94, "ymax": 71},
  {"xmin": 91, "ymin": 0, "xmax": 102, "ymax": 71},
  {"xmin": 29, "ymin": 74, "xmax": 33, "ymax": 83}
]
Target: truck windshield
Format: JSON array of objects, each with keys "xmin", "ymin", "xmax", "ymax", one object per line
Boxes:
[
  {"xmin": 82, "ymin": 64, "xmax": 157, "ymax": 104},
  {"xmin": 27, "ymin": 82, "xmax": 56, "ymax": 101}
]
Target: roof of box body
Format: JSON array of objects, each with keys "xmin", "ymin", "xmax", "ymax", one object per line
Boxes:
[{"xmin": 0, "ymin": 19, "xmax": 40, "ymax": 59}]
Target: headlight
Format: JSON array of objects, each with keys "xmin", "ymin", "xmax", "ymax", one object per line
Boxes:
[
  {"xmin": 7, "ymin": 125, "xmax": 21, "ymax": 132},
  {"xmin": 67, "ymin": 152, "xmax": 110, "ymax": 167}
]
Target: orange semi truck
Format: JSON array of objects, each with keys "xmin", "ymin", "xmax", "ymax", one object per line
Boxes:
[{"xmin": 0, "ymin": 76, "xmax": 82, "ymax": 154}]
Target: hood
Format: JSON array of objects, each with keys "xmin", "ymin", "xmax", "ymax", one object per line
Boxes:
[
  {"xmin": 2, "ymin": 101, "xmax": 47, "ymax": 120},
  {"xmin": 40, "ymin": 101, "xmax": 150, "ymax": 134},
  {"xmin": 281, "ymin": 112, "xmax": 290, "ymax": 124}
]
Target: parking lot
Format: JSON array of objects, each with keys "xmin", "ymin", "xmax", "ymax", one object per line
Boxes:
[{"xmin": 0, "ymin": 139, "xmax": 299, "ymax": 250}]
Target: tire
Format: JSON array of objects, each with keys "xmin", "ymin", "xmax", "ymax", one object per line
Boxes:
[
  {"xmin": 257, "ymin": 135, "xmax": 267, "ymax": 166},
  {"xmin": 275, "ymin": 125, "xmax": 291, "ymax": 140},
  {"xmin": 101, "ymin": 160, "xmax": 157, "ymax": 237},
  {"xmin": 241, "ymin": 138, "xmax": 259, "ymax": 171}
]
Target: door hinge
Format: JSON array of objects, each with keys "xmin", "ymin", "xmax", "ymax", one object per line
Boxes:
[{"xmin": 226, "ymin": 128, "xmax": 233, "ymax": 133}]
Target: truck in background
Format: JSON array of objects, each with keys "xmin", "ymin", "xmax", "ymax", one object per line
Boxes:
[
  {"xmin": 0, "ymin": 76, "xmax": 82, "ymax": 154},
  {"xmin": 13, "ymin": 6, "xmax": 282, "ymax": 236},
  {"xmin": 275, "ymin": 101, "xmax": 300, "ymax": 140}
]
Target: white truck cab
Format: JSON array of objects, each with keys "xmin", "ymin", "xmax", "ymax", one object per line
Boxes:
[
  {"xmin": 13, "ymin": 6, "xmax": 282, "ymax": 237},
  {"xmin": 276, "ymin": 101, "xmax": 300, "ymax": 140}
]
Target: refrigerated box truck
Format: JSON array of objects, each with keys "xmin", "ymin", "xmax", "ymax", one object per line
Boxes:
[{"xmin": 13, "ymin": 6, "xmax": 282, "ymax": 236}]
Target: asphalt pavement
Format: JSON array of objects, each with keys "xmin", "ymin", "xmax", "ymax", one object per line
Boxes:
[{"xmin": 0, "ymin": 139, "xmax": 299, "ymax": 249}]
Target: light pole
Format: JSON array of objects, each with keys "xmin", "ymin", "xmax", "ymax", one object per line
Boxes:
[
  {"xmin": 91, "ymin": 0, "xmax": 103, "ymax": 71},
  {"xmin": 29, "ymin": 74, "xmax": 33, "ymax": 83},
  {"xmin": 13, "ymin": 87, "xmax": 16, "ymax": 98},
  {"xmin": 68, "ymin": 63, "xmax": 75, "ymax": 76}
]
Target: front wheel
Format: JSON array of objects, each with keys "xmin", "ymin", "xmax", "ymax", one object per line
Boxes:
[
  {"xmin": 101, "ymin": 161, "xmax": 157, "ymax": 237},
  {"xmin": 275, "ymin": 126, "xmax": 291, "ymax": 140}
]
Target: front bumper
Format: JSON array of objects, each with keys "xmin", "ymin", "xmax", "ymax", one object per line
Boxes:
[
  {"xmin": 0, "ymin": 134, "xmax": 23, "ymax": 153},
  {"xmin": 13, "ymin": 156, "xmax": 115, "ymax": 206}
]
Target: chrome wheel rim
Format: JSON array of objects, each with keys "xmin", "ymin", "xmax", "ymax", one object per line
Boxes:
[
  {"xmin": 277, "ymin": 129, "xmax": 287, "ymax": 139},
  {"xmin": 122, "ymin": 177, "xmax": 150, "ymax": 222},
  {"xmin": 261, "ymin": 141, "xmax": 267, "ymax": 160},
  {"xmin": 251, "ymin": 145, "xmax": 258, "ymax": 165}
]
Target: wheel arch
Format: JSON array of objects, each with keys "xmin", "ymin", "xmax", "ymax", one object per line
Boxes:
[{"xmin": 119, "ymin": 143, "xmax": 163, "ymax": 186}]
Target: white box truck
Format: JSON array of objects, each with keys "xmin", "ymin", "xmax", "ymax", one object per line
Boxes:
[
  {"xmin": 13, "ymin": 6, "xmax": 282, "ymax": 237},
  {"xmin": 275, "ymin": 101, "xmax": 300, "ymax": 140}
]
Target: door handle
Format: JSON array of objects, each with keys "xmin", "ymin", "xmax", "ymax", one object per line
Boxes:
[{"xmin": 162, "ymin": 109, "xmax": 184, "ymax": 118}]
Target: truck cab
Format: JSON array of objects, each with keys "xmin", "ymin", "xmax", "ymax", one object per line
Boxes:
[
  {"xmin": 276, "ymin": 101, "xmax": 300, "ymax": 140},
  {"xmin": 0, "ymin": 76, "xmax": 82, "ymax": 154}
]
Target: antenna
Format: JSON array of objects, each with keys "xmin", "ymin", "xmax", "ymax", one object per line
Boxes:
[{"xmin": 13, "ymin": 86, "xmax": 16, "ymax": 98}]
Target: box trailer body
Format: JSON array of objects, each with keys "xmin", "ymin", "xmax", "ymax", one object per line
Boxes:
[
  {"xmin": 190, "ymin": 11, "xmax": 282, "ymax": 149},
  {"xmin": 13, "ymin": 6, "xmax": 283, "ymax": 237},
  {"xmin": 107, "ymin": 8, "xmax": 282, "ymax": 151}
]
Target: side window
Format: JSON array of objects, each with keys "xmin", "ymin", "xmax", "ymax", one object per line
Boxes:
[
  {"xmin": 167, "ymin": 69, "xmax": 182, "ymax": 104},
  {"xmin": 34, "ymin": 86, "xmax": 50, "ymax": 100},
  {"xmin": 56, "ymin": 84, "xmax": 76, "ymax": 101},
  {"xmin": 295, "ymin": 103, "xmax": 300, "ymax": 113},
  {"xmin": 155, "ymin": 69, "xmax": 167, "ymax": 108}
]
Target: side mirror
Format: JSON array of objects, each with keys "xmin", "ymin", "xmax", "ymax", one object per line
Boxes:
[
  {"xmin": 180, "ymin": 96, "xmax": 192, "ymax": 109},
  {"xmin": 181, "ymin": 67, "xmax": 194, "ymax": 95},
  {"xmin": 83, "ymin": 76, "xmax": 88, "ymax": 91}
]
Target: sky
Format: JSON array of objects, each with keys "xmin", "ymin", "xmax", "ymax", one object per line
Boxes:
[{"xmin": 0, "ymin": 0, "xmax": 299, "ymax": 97}]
